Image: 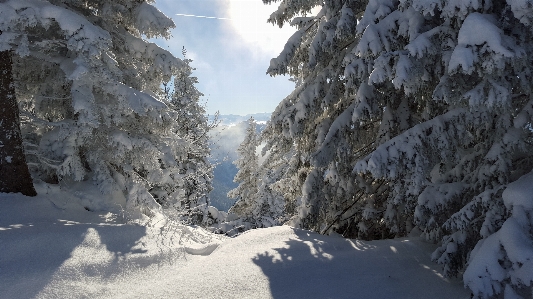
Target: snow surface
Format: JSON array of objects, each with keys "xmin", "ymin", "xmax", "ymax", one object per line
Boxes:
[{"xmin": 0, "ymin": 186, "xmax": 470, "ymax": 299}]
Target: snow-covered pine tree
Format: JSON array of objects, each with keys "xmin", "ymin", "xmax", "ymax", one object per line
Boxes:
[
  {"xmin": 0, "ymin": 0, "xmax": 213, "ymax": 222},
  {"xmin": 253, "ymin": 165, "xmax": 287, "ymax": 227},
  {"xmin": 228, "ymin": 117, "xmax": 260, "ymax": 222},
  {"xmin": 260, "ymin": 123, "xmax": 306, "ymax": 225},
  {"xmin": 264, "ymin": 0, "xmax": 533, "ymax": 297},
  {"xmin": 164, "ymin": 48, "xmax": 215, "ymax": 224},
  {"xmin": 262, "ymin": 0, "xmax": 379, "ymax": 237}
]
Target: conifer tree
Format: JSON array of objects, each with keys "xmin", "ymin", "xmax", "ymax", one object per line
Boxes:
[
  {"xmin": 228, "ymin": 118, "xmax": 260, "ymax": 220},
  {"xmin": 0, "ymin": 0, "xmax": 213, "ymax": 222},
  {"xmin": 165, "ymin": 48, "xmax": 214, "ymax": 224},
  {"xmin": 262, "ymin": 0, "xmax": 533, "ymax": 296}
]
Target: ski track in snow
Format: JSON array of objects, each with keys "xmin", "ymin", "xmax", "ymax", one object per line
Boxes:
[{"xmin": 0, "ymin": 192, "xmax": 470, "ymax": 299}]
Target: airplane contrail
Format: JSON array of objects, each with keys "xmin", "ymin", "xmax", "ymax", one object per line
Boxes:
[{"xmin": 176, "ymin": 13, "xmax": 231, "ymax": 20}]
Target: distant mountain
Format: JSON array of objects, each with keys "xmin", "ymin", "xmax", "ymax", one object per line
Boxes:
[
  {"xmin": 207, "ymin": 113, "xmax": 269, "ymax": 211},
  {"xmin": 209, "ymin": 112, "xmax": 271, "ymax": 126}
]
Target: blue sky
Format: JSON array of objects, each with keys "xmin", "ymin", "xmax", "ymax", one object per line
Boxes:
[{"xmin": 153, "ymin": 0, "xmax": 297, "ymax": 116}]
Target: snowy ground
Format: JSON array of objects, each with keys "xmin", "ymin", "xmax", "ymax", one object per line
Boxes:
[{"xmin": 0, "ymin": 185, "xmax": 470, "ymax": 299}]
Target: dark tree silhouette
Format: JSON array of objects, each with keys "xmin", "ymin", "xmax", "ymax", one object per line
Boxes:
[{"xmin": 0, "ymin": 46, "xmax": 36, "ymax": 196}]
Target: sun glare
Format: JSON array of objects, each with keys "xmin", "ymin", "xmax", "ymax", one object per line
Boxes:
[{"xmin": 225, "ymin": 0, "xmax": 296, "ymax": 58}]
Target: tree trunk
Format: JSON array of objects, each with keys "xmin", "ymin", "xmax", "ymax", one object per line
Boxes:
[{"xmin": 0, "ymin": 50, "xmax": 37, "ymax": 196}]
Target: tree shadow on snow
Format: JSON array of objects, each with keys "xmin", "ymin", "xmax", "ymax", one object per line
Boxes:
[
  {"xmin": 0, "ymin": 197, "xmax": 149, "ymax": 299},
  {"xmin": 252, "ymin": 228, "xmax": 469, "ymax": 299}
]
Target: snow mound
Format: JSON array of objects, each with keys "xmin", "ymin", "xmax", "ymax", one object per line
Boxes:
[{"xmin": 184, "ymin": 242, "xmax": 220, "ymax": 256}]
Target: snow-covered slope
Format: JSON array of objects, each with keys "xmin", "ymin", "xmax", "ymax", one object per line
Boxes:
[{"xmin": 0, "ymin": 187, "xmax": 469, "ymax": 299}]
